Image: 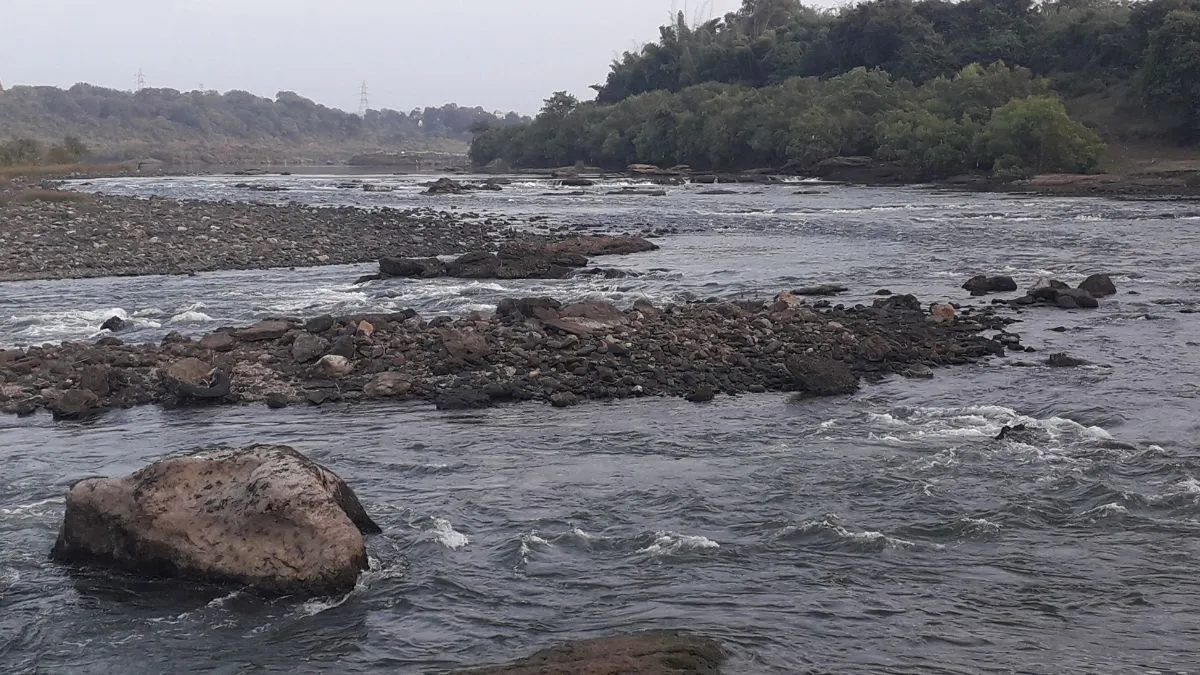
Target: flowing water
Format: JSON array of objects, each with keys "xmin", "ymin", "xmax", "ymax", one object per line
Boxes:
[{"xmin": 2, "ymin": 175, "xmax": 1200, "ymax": 673}]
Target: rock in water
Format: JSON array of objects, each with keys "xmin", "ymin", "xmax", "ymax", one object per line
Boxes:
[
  {"xmin": 962, "ymin": 275, "xmax": 1018, "ymax": 296},
  {"xmin": 1078, "ymin": 274, "xmax": 1117, "ymax": 297},
  {"xmin": 453, "ymin": 631, "xmax": 725, "ymax": 675},
  {"xmin": 786, "ymin": 355, "xmax": 860, "ymax": 397},
  {"xmin": 50, "ymin": 444, "xmax": 380, "ymax": 595},
  {"xmin": 100, "ymin": 316, "xmax": 129, "ymax": 333}
]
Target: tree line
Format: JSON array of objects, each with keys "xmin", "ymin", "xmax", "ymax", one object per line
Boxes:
[
  {"xmin": 0, "ymin": 84, "xmax": 527, "ymax": 162},
  {"xmin": 471, "ymin": 0, "xmax": 1200, "ymax": 177}
]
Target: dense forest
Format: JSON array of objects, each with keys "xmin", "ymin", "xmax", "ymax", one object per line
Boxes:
[
  {"xmin": 0, "ymin": 84, "xmax": 526, "ymax": 164},
  {"xmin": 471, "ymin": 0, "xmax": 1200, "ymax": 179}
]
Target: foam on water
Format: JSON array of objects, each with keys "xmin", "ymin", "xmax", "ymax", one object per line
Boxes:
[
  {"xmin": 429, "ymin": 518, "xmax": 469, "ymax": 550},
  {"xmin": 781, "ymin": 517, "xmax": 920, "ymax": 551},
  {"xmin": 639, "ymin": 531, "xmax": 720, "ymax": 556},
  {"xmin": 0, "ymin": 497, "xmax": 64, "ymax": 518}
]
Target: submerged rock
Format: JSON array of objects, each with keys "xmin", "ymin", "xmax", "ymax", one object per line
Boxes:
[
  {"xmin": 1078, "ymin": 274, "xmax": 1117, "ymax": 297},
  {"xmin": 50, "ymin": 444, "xmax": 380, "ymax": 594},
  {"xmin": 100, "ymin": 316, "xmax": 129, "ymax": 333},
  {"xmin": 963, "ymin": 275, "xmax": 1018, "ymax": 296},
  {"xmin": 454, "ymin": 631, "xmax": 724, "ymax": 675}
]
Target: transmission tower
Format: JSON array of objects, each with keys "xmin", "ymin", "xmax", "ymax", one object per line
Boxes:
[
  {"xmin": 357, "ymin": 81, "xmax": 369, "ymax": 116},
  {"xmin": 135, "ymin": 68, "xmax": 147, "ymax": 92}
]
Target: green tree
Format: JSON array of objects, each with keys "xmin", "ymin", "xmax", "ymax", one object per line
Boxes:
[
  {"xmin": 980, "ymin": 95, "xmax": 1105, "ymax": 173},
  {"xmin": 1141, "ymin": 9, "xmax": 1200, "ymax": 138}
]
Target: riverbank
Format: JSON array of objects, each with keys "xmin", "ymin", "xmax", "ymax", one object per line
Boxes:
[
  {"xmin": 0, "ymin": 188, "xmax": 519, "ymax": 282},
  {"xmin": 0, "ymin": 294, "xmax": 1012, "ymax": 419}
]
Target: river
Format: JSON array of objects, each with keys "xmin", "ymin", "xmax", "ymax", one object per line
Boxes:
[{"xmin": 2, "ymin": 174, "xmax": 1199, "ymax": 673}]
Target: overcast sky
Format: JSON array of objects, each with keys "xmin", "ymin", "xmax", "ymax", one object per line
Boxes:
[{"xmin": 0, "ymin": 0, "xmax": 787, "ymax": 115}]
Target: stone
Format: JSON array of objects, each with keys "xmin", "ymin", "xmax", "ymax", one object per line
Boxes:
[
  {"xmin": 100, "ymin": 316, "xmax": 129, "ymax": 333},
  {"xmin": 549, "ymin": 391, "xmax": 580, "ymax": 408},
  {"xmin": 1078, "ymin": 274, "xmax": 1117, "ymax": 297},
  {"xmin": 963, "ymin": 275, "xmax": 1018, "ymax": 296},
  {"xmin": 265, "ymin": 393, "xmax": 289, "ymax": 409},
  {"xmin": 50, "ymin": 444, "xmax": 380, "ymax": 595},
  {"xmin": 873, "ymin": 294, "xmax": 921, "ymax": 312},
  {"xmin": 424, "ymin": 177, "xmax": 466, "ymax": 195},
  {"xmin": 1047, "ymin": 353, "xmax": 1090, "ymax": 368},
  {"xmin": 80, "ymin": 364, "xmax": 112, "ymax": 397},
  {"xmin": 1057, "ymin": 288, "xmax": 1099, "ymax": 309},
  {"xmin": 685, "ymin": 385, "xmax": 715, "ymax": 403},
  {"xmin": 314, "ymin": 355, "xmax": 352, "ymax": 378},
  {"xmin": 441, "ymin": 328, "xmax": 491, "ymax": 363},
  {"xmin": 196, "ymin": 331, "xmax": 234, "ymax": 352},
  {"xmin": 786, "ymin": 355, "xmax": 860, "ymax": 397},
  {"xmin": 930, "ymin": 303, "xmax": 957, "ymax": 322},
  {"xmin": 453, "ymin": 631, "xmax": 725, "ymax": 675},
  {"xmin": 164, "ymin": 358, "xmax": 212, "ymax": 386},
  {"xmin": 495, "ymin": 297, "xmax": 561, "ymax": 321},
  {"xmin": 235, "ymin": 320, "xmax": 291, "ymax": 342},
  {"xmin": 379, "ymin": 257, "xmax": 445, "ymax": 278},
  {"xmin": 50, "ymin": 388, "xmax": 102, "ymax": 420},
  {"xmin": 794, "ymin": 283, "xmax": 849, "ymax": 296},
  {"xmin": 304, "ymin": 314, "xmax": 336, "ymax": 334},
  {"xmin": 435, "ymin": 387, "xmax": 492, "ymax": 410},
  {"xmin": 292, "ymin": 332, "xmax": 329, "ymax": 363},
  {"xmin": 363, "ymin": 372, "xmax": 412, "ymax": 398}
]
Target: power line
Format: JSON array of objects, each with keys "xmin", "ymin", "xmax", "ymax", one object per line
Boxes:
[
  {"xmin": 135, "ymin": 68, "xmax": 147, "ymax": 92},
  {"xmin": 358, "ymin": 81, "xmax": 369, "ymax": 116}
]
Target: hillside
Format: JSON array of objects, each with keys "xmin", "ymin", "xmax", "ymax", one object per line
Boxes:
[
  {"xmin": 471, "ymin": 0, "xmax": 1200, "ymax": 179},
  {"xmin": 0, "ymin": 84, "xmax": 527, "ymax": 165}
]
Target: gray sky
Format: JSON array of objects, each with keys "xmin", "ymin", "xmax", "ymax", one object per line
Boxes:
[{"xmin": 0, "ymin": 0, "xmax": 766, "ymax": 114}]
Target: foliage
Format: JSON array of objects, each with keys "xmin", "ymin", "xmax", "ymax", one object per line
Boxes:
[
  {"xmin": 471, "ymin": 63, "xmax": 1103, "ymax": 179},
  {"xmin": 980, "ymin": 95, "xmax": 1106, "ymax": 172},
  {"xmin": 0, "ymin": 84, "xmax": 528, "ymax": 161},
  {"xmin": 1140, "ymin": 9, "xmax": 1200, "ymax": 139},
  {"xmin": 0, "ymin": 136, "xmax": 89, "ymax": 166}
]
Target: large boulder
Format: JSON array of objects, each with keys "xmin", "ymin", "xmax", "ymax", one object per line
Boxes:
[
  {"xmin": 424, "ymin": 177, "xmax": 466, "ymax": 195},
  {"xmin": 786, "ymin": 355, "xmax": 860, "ymax": 397},
  {"xmin": 50, "ymin": 388, "xmax": 102, "ymax": 421},
  {"xmin": 235, "ymin": 320, "xmax": 291, "ymax": 342},
  {"xmin": 379, "ymin": 257, "xmax": 445, "ymax": 278},
  {"xmin": 163, "ymin": 357, "xmax": 232, "ymax": 401},
  {"xmin": 1078, "ymin": 274, "xmax": 1117, "ymax": 297},
  {"xmin": 454, "ymin": 631, "xmax": 725, "ymax": 675},
  {"xmin": 50, "ymin": 444, "xmax": 381, "ymax": 595},
  {"xmin": 962, "ymin": 275, "xmax": 1018, "ymax": 296},
  {"xmin": 536, "ymin": 235, "xmax": 659, "ymax": 257}
]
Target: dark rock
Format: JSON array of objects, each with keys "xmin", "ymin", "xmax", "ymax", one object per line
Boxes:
[
  {"xmin": 794, "ymin": 284, "xmax": 849, "ymax": 296},
  {"xmin": 363, "ymin": 372, "xmax": 412, "ymax": 398},
  {"xmin": 549, "ymin": 391, "xmax": 580, "ymax": 408},
  {"xmin": 963, "ymin": 275, "xmax": 1018, "ymax": 296},
  {"xmin": 379, "ymin": 257, "xmax": 445, "ymax": 278},
  {"xmin": 1057, "ymin": 288, "xmax": 1099, "ymax": 309},
  {"xmin": 199, "ymin": 332, "xmax": 236, "ymax": 352},
  {"xmin": 995, "ymin": 423, "xmax": 1029, "ymax": 441},
  {"xmin": 265, "ymin": 393, "xmax": 289, "ymax": 409},
  {"xmin": 558, "ymin": 178, "xmax": 595, "ymax": 187},
  {"xmin": 435, "ymin": 387, "xmax": 493, "ymax": 410},
  {"xmin": 235, "ymin": 320, "xmax": 291, "ymax": 342},
  {"xmin": 874, "ymin": 289, "xmax": 893, "ymax": 296},
  {"xmin": 786, "ymin": 355, "xmax": 860, "ymax": 397},
  {"xmin": 1078, "ymin": 274, "xmax": 1117, "ymax": 297},
  {"xmin": 495, "ymin": 297, "xmax": 562, "ymax": 321},
  {"xmin": 685, "ymin": 385, "xmax": 715, "ymax": 403},
  {"xmin": 292, "ymin": 332, "xmax": 330, "ymax": 363},
  {"xmin": 873, "ymin": 294, "xmax": 922, "ymax": 312},
  {"xmin": 304, "ymin": 314, "xmax": 336, "ymax": 334},
  {"xmin": 327, "ymin": 335, "xmax": 357, "ymax": 359},
  {"xmin": 50, "ymin": 388, "xmax": 103, "ymax": 420},
  {"xmin": 80, "ymin": 364, "xmax": 113, "ymax": 397},
  {"xmin": 49, "ymin": 444, "xmax": 379, "ymax": 595},
  {"xmin": 100, "ymin": 316, "xmax": 129, "ymax": 333},
  {"xmin": 1047, "ymin": 353, "xmax": 1090, "ymax": 368},
  {"xmin": 424, "ymin": 177, "xmax": 466, "ymax": 195}
]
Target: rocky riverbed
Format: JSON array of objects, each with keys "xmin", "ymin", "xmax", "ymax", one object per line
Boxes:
[
  {"xmin": 0, "ymin": 293, "xmax": 1012, "ymax": 419},
  {"xmin": 0, "ymin": 188, "xmax": 520, "ymax": 282}
]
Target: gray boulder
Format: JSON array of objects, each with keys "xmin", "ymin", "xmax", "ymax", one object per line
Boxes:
[{"xmin": 50, "ymin": 444, "xmax": 380, "ymax": 595}]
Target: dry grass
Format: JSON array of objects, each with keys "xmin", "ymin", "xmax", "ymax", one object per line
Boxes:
[
  {"xmin": 0, "ymin": 188, "xmax": 95, "ymax": 206},
  {"xmin": 0, "ymin": 163, "xmax": 132, "ymax": 180}
]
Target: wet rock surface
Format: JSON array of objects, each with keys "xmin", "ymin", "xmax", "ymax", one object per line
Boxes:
[
  {"xmin": 454, "ymin": 631, "xmax": 725, "ymax": 675},
  {"xmin": 0, "ymin": 190, "xmax": 516, "ymax": 282},
  {"xmin": 377, "ymin": 235, "xmax": 656, "ymax": 281},
  {"xmin": 50, "ymin": 444, "xmax": 380, "ymax": 595},
  {"xmin": 0, "ymin": 295, "xmax": 1011, "ymax": 418}
]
